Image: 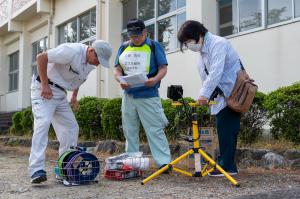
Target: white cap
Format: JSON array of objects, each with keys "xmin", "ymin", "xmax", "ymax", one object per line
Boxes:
[{"xmin": 92, "ymin": 40, "xmax": 112, "ymax": 68}]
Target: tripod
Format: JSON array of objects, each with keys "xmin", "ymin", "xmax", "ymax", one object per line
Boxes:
[{"xmin": 141, "ymin": 102, "xmax": 239, "ymax": 186}]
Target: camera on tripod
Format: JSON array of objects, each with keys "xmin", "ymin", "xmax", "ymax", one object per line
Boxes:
[{"xmin": 167, "ymin": 85, "xmax": 183, "ymax": 101}]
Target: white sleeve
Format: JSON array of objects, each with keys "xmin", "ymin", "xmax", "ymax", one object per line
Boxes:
[{"xmin": 47, "ymin": 43, "xmax": 75, "ymax": 65}]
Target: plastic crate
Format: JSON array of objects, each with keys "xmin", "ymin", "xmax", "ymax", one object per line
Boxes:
[
  {"xmin": 104, "ymin": 153, "xmax": 149, "ymax": 180},
  {"xmin": 104, "ymin": 168, "xmax": 144, "ymax": 180}
]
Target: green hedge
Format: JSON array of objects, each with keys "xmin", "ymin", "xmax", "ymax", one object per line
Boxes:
[
  {"xmin": 10, "ymin": 107, "xmax": 33, "ymax": 136},
  {"xmin": 75, "ymin": 97, "xmax": 108, "ymax": 139},
  {"xmin": 239, "ymin": 92, "xmax": 267, "ymax": 144},
  {"xmin": 101, "ymin": 98, "xmax": 123, "ymax": 140},
  {"xmin": 8, "ymin": 82, "xmax": 300, "ymax": 144},
  {"xmin": 264, "ymin": 82, "xmax": 300, "ymax": 143}
]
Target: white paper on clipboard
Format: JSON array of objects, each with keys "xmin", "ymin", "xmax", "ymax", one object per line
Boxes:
[{"xmin": 118, "ymin": 73, "xmax": 148, "ymax": 88}]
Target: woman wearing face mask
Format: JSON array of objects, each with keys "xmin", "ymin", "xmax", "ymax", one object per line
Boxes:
[{"xmin": 178, "ymin": 20, "xmax": 242, "ymax": 177}]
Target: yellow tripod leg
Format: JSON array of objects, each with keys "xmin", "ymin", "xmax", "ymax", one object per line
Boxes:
[
  {"xmin": 198, "ymin": 148, "xmax": 239, "ymax": 187},
  {"xmin": 172, "ymin": 167, "xmax": 193, "ymax": 177},
  {"xmin": 141, "ymin": 149, "xmax": 193, "ymax": 185}
]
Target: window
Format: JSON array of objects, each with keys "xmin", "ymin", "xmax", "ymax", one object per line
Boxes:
[
  {"xmin": 158, "ymin": 0, "xmax": 177, "ymax": 16},
  {"xmin": 147, "ymin": 24, "xmax": 155, "ymax": 40},
  {"xmin": 59, "ymin": 8, "xmax": 96, "ymax": 44},
  {"xmin": 138, "ymin": 0, "xmax": 154, "ymax": 21},
  {"xmin": 122, "ymin": 0, "xmax": 186, "ymax": 52},
  {"xmin": 9, "ymin": 51, "xmax": 19, "ymax": 92},
  {"xmin": 32, "ymin": 37, "xmax": 48, "ymax": 76},
  {"xmin": 59, "ymin": 19, "xmax": 77, "ymax": 43},
  {"xmin": 267, "ymin": 0, "xmax": 293, "ymax": 25},
  {"xmin": 158, "ymin": 16, "xmax": 177, "ymax": 51},
  {"xmin": 296, "ymin": 0, "xmax": 300, "ymax": 17},
  {"xmin": 79, "ymin": 9, "xmax": 96, "ymax": 41},
  {"xmin": 123, "ymin": 0, "xmax": 137, "ymax": 29},
  {"xmin": 219, "ymin": 0, "xmax": 238, "ymax": 36},
  {"xmin": 219, "ymin": 0, "xmax": 299, "ymax": 37},
  {"xmin": 239, "ymin": 0, "xmax": 262, "ymax": 32}
]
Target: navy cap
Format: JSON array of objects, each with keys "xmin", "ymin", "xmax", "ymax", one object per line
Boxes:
[{"xmin": 127, "ymin": 19, "xmax": 145, "ymax": 36}]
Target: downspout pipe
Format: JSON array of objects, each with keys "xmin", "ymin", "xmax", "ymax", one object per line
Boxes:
[
  {"xmin": 96, "ymin": 0, "xmax": 104, "ymax": 97},
  {"xmin": 48, "ymin": 0, "xmax": 55, "ymax": 48}
]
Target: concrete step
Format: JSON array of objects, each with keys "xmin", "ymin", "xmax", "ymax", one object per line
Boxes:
[{"xmin": 0, "ymin": 112, "xmax": 16, "ymax": 133}]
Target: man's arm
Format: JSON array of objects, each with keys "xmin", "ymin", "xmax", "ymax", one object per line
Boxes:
[
  {"xmin": 36, "ymin": 52, "xmax": 53, "ymax": 99},
  {"xmin": 114, "ymin": 65, "xmax": 129, "ymax": 90},
  {"xmin": 145, "ymin": 65, "xmax": 167, "ymax": 87},
  {"xmin": 71, "ymin": 88, "xmax": 79, "ymax": 102},
  {"xmin": 70, "ymin": 88, "xmax": 79, "ymax": 110}
]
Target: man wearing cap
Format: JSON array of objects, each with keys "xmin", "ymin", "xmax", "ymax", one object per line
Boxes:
[
  {"xmin": 114, "ymin": 19, "xmax": 171, "ymax": 170},
  {"xmin": 29, "ymin": 40, "xmax": 112, "ymax": 183}
]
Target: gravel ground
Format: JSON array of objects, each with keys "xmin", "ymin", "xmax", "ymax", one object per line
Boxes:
[{"xmin": 0, "ymin": 146, "xmax": 300, "ymax": 199}]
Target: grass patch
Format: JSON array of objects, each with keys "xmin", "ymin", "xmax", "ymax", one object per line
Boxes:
[{"xmin": 238, "ymin": 137, "xmax": 300, "ymax": 151}]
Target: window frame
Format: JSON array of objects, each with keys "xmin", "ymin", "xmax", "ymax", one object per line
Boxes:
[
  {"xmin": 219, "ymin": 0, "xmax": 300, "ymax": 38},
  {"xmin": 295, "ymin": 0, "xmax": 300, "ymax": 17},
  {"xmin": 58, "ymin": 8, "xmax": 96, "ymax": 45},
  {"xmin": 31, "ymin": 37, "xmax": 48, "ymax": 76},
  {"xmin": 8, "ymin": 51, "xmax": 19, "ymax": 92},
  {"xmin": 122, "ymin": 0, "xmax": 186, "ymax": 53}
]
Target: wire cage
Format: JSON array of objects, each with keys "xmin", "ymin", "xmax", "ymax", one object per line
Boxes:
[
  {"xmin": 51, "ymin": 149, "xmax": 101, "ymax": 186},
  {"xmin": 104, "ymin": 153, "xmax": 150, "ymax": 180}
]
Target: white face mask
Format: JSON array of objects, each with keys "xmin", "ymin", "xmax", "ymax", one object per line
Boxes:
[{"xmin": 187, "ymin": 42, "xmax": 202, "ymax": 52}]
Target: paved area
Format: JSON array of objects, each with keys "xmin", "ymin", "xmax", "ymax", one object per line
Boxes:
[{"xmin": 0, "ymin": 145, "xmax": 300, "ymax": 199}]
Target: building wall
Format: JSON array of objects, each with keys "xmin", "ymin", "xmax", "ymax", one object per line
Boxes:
[
  {"xmin": 0, "ymin": 0, "xmax": 299, "ymax": 112},
  {"xmin": 229, "ymin": 22, "xmax": 300, "ymax": 92},
  {"xmin": 160, "ymin": 0, "xmax": 217, "ymax": 99},
  {"xmin": 161, "ymin": 0, "xmax": 300, "ymax": 100},
  {"xmin": 104, "ymin": 0, "xmax": 123, "ymax": 98},
  {"xmin": 1, "ymin": 33, "xmax": 20, "ymax": 111},
  {"xmin": 54, "ymin": 0, "xmax": 98, "ymax": 100}
]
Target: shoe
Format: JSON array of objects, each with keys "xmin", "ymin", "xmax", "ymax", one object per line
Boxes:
[
  {"xmin": 208, "ymin": 170, "xmax": 224, "ymax": 177},
  {"xmin": 31, "ymin": 170, "xmax": 47, "ymax": 183},
  {"xmin": 159, "ymin": 164, "xmax": 172, "ymax": 174},
  {"xmin": 227, "ymin": 171, "xmax": 238, "ymax": 176},
  {"xmin": 208, "ymin": 169, "xmax": 238, "ymax": 177}
]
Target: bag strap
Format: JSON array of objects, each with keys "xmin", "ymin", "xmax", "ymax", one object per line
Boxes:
[
  {"xmin": 240, "ymin": 59, "xmax": 245, "ymax": 70},
  {"xmin": 203, "ymin": 62, "xmax": 225, "ymax": 99}
]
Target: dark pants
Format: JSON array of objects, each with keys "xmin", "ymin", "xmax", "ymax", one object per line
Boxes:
[{"xmin": 216, "ymin": 106, "xmax": 241, "ymax": 172}]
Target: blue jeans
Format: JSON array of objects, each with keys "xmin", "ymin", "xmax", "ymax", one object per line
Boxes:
[{"xmin": 216, "ymin": 106, "xmax": 241, "ymax": 172}]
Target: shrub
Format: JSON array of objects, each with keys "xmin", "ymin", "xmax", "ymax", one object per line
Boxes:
[
  {"xmin": 21, "ymin": 107, "xmax": 33, "ymax": 135},
  {"xmin": 162, "ymin": 97, "xmax": 215, "ymax": 141},
  {"xmin": 239, "ymin": 92, "xmax": 267, "ymax": 144},
  {"xmin": 10, "ymin": 108, "xmax": 33, "ymax": 136},
  {"xmin": 264, "ymin": 82, "xmax": 300, "ymax": 143},
  {"xmin": 75, "ymin": 97, "xmax": 108, "ymax": 140},
  {"xmin": 161, "ymin": 99, "xmax": 178, "ymax": 140},
  {"xmin": 101, "ymin": 98, "xmax": 123, "ymax": 140},
  {"xmin": 10, "ymin": 111, "xmax": 24, "ymax": 135}
]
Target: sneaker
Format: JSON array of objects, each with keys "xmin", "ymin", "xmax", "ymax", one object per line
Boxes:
[
  {"xmin": 227, "ymin": 171, "xmax": 238, "ymax": 176},
  {"xmin": 31, "ymin": 170, "xmax": 47, "ymax": 183},
  {"xmin": 159, "ymin": 164, "xmax": 172, "ymax": 174},
  {"xmin": 208, "ymin": 169, "xmax": 238, "ymax": 177},
  {"xmin": 208, "ymin": 170, "xmax": 224, "ymax": 177}
]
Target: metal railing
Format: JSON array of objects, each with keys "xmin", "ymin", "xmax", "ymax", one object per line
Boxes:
[
  {"xmin": 12, "ymin": 0, "xmax": 33, "ymax": 15},
  {"xmin": 0, "ymin": 0, "xmax": 8, "ymax": 26}
]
